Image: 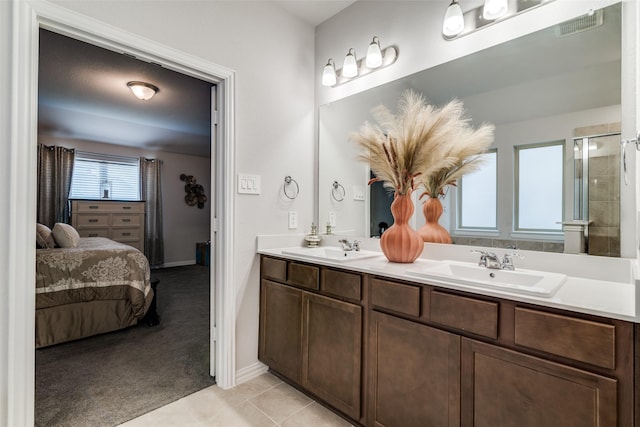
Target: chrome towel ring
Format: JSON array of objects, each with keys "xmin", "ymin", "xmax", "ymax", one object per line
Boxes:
[
  {"xmin": 284, "ymin": 176, "xmax": 299, "ymax": 199},
  {"xmin": 332, "ymin": 181, "xmax": 346, "ymax": 202}
]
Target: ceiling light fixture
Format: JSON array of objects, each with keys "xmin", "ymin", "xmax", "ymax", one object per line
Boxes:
[
  {"xmin": 365, "ymin": 37, "xmax": 383, "ymax": 69},
  {"xmin": 322, "ymin": 37, "xmax": 398, "ymax": 87},
  {"xmin": 322, "ymin": 59, "xmax": 337, "ymax": 86},
  {"xmin": 342, "ymin": 48, "xmax": 359, "ymax": 78},
  {"xmin": 483, "ymin": 0, "xmax": 508, "ymax": 20},
  {"xmin": 442, "ymin": 0, "xmax": 465, "ymax": 38},
  {"xmin": 127, "ymin": 81, "xmax": 159, "ymax": 101}
]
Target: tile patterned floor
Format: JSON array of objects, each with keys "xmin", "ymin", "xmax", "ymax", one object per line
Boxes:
[{"xmin": 119, "ymin": 373, "xmax": 355, "ymax": 427}]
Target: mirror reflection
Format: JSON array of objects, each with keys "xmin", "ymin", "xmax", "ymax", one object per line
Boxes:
[{"xmin": 318, "ymin": 3, "xmax": 621, "ymax": 256}]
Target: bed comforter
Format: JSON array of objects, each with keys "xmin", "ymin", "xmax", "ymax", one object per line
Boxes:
[{"xmin": 36, "ymin": 237, "xmax": 152, "ymax": 319}]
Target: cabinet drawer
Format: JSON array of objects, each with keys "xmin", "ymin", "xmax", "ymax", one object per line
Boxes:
[
  {"xmin": 321, "ymin": 269, "xmax": 362, "ymax": 301},
  {"xmin": 111, "ymin": 228, "xmax": 141, "ymax": 241},
  {"xmin": 514, "ymin": 307, "xmax": 616, "ymax": 369},
  {"xmin": 111, "ymin": 214, "xmax": 142, "ymax": 227},
  {"xmin": 262, "ymin": 257, "xmax": 287, "ymax": 282},
  {"xmin": 430, "ymin": 291, "xmax": 498, "ymax": 339},
  {"xmin": 74, "ymin": 214, "xmax": 109, "ymax": 227},
  {"xmin": 288, "ymin": 262, "xmax": 319, "ymax": 290},
  {"xmin": 77, "ymin": 228, "xmax": 110, "ymax": 238},
  {"xmin": 73, "ymin": 201, "xmax": 145, "ymax": 213},
  {"xmin": 371, "ymin": 278, "xmax": 421, "ymax": 317}
]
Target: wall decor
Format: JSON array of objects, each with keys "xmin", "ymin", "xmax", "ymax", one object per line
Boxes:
[{"xmin": 180, "ymin": 173, "xmax": 207, "ymax": 209}]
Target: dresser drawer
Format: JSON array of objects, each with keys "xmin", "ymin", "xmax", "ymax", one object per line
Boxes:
[
  {"xmin": 321, "ymin": 269, "xmax": 362, "ymax": 301},
  {"xmin": 514, "ymin": 307, "xmax": 616, "ymax": 369},
  {"xmin": 288, "ymin": 262, "xmax": 319, "ymax": 290},
  {"xmin": 111, "ymin": 228, "xmax": 142, "ymax": 241},
  {"xmin": 430, "ymin": 291, "xmax": 498, "ymax": 339},
  {"xmin": 110, "ymin": 214, "xmax": 142, "ymax": 227},
  {"xmin": 77, "ymin": 228, "xmax": 110, "ymax": 238},
  {"xmin": 74, "ymin": 214, "xmax": 109, "ymax": 227},
  {"xmin": 73, "ymin": 201, "xmax": 145, "ymax": 213},
  {"xmin": 123, "ymin": 240, "xmax": 144, "ymax": 252},
  {"xmin": 371, "ymin": 278, "xmax": 421, "ymax": 317},
  {"xmin": 262, "ymin": 257, "xmax": 287, "ymax": 282}
]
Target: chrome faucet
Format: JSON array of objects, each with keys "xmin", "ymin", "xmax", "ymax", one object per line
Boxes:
[
  {"xmin": 338, "ymin": 238, "xmax": 360, "ymax": 252},
  {"xmin": 471, "ymin": 249, "xmax": 523, "ymax": 270}
]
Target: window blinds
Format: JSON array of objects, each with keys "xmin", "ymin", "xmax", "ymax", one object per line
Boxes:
[{"xmin": 69, "ymin": 151, "xmax": 141, "ymax": 201}]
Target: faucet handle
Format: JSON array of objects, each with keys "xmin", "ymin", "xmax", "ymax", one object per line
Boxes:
[
  {"xmin": 352, "ymin": 240, "xmax": 361, "ymax": 251},
  {"xmin": 502, "ymin": 252, "xmax": 524, "ymax": 270},
  {"xmin": 470, "ymin": 249, "xmax": 489, "ymax": 266}
]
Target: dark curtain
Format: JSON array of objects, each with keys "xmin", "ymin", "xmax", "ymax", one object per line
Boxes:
[
  {"xmin": 37, "ymin": 144, "xmax": 75, "ymax": 227},
  {"xmin": 141, "ymin": 158, "xmax": 165, "ymax": 266}
]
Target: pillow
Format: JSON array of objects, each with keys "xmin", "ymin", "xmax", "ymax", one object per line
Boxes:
[
  {"xmin": 36, "ymin": 223, "xmax": 55, "ymax": 249},
  {"xmin": 52, "ymin": 223, "xmax": 80, "ymax": 248}
]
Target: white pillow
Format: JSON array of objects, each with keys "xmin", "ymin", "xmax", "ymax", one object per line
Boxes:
[
  {"xmin": 36, "ymin": 223, "xmax": 55, "ymax": 249},
  {"xmin": 52, "ymin": 223, "xmax": 80, "ymax": 248}
]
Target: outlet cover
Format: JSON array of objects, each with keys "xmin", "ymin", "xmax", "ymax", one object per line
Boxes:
[{"xmin": 288, "ymin": 211, "xmax": 298, "ymax": 229}]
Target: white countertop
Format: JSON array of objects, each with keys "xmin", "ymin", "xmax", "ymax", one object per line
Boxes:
[{"xmin": 257, "ymin": 235, "xmax": 640, "ymax": 323}]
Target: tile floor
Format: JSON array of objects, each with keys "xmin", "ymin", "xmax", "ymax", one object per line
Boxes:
[{"xmin": 119, "ymin": 372, "xmax": 355, "ymax": 427}]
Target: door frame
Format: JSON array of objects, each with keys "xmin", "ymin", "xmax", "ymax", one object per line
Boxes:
[{"xmin": 8, "ymin": 1, "xmax": 237, "ymax": 424}]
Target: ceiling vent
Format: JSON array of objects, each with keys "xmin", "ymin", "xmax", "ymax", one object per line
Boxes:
[{"xmin": 556, "ymin": 9, "xmax": 604, "ymax": 37}]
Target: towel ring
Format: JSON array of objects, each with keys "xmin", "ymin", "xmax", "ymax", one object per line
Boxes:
[
  {"xmin": 283, "ymin": 176, "xmax": 299, "ymax": 199},
  {"xmin": 331, "ymin": 181, "xmax": 346, "ymax": 202}
]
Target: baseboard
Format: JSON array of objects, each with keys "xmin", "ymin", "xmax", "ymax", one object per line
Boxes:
[
  {"xmin": 235, "ymin": 361, "xmax": 269, "ymax": 385},
  {"xmin": 160, "ymin": 260, "xmax": 197, "ymax": 268}
]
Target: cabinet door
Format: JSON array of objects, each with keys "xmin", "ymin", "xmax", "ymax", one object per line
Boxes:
[
  {"xmin": 302, "ymin": 292, "xmax": 362, "ymax": 420},
  {"xmin": 259, "ymin": 280, "xmax": 303, "ymax": 383},
  {"xmin": 461, "ymin": 338, "xmax": 617, "ymax": 427},
  {"xmin": 369, "ymin": 311, "xmax": 461, "ymax": 427}
]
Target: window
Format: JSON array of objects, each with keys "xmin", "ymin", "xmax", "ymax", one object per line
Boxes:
[
  {"xmin": 457, "ymin": 150, "xmax": 497, "ymax": 229},
  {"xmin": 69, "ymin": 152, "xmax": 140, "ymax": 201},
  {"xmin": 515, "ymin": 142, "xmax": 564, "ymax": 232}
]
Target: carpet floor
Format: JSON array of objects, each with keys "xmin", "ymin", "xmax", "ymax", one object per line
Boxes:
[{"xmin": 35, "ymin": 264, "xmax": 216, "ymax": 427}]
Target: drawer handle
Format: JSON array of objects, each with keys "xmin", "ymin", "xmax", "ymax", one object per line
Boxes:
[
  {"xmin": 122, "ymin": 232, "xmax": 131, "ymax": 236},
  {"xmin": 122, "ymin": 206, "xmax": 132, "ymax": 210},
  {"xmin": 89, "ymin": 206, "xmax": 99, "ymax": 209},
  {"xmin": 122, "ymin": 219, "xmax": 131, "ymax": 223},
  {"xmin": 88, "ymin": 233, "xmax": 98, "ymax": 237},
  {"xmin": 88, "ymin": 219, "xmax": 98, "ymax": 223}
]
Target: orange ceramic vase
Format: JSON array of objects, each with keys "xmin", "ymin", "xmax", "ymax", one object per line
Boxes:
[
  {"xmin": 380, "ymin": 192, "xmax": 424, "ymax": 263},
  {"xmin": 418, "ymin": 197, "xmax": 452, "ymax": 244}
]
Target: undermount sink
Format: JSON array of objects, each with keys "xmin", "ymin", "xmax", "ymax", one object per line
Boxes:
[
  {"xmin": 405, "ymin": 261, "xmax": 567, "ymax": 297},
  {"xmin": 281, "ymin": 246, "xmax": 382, "ymax": 262}
]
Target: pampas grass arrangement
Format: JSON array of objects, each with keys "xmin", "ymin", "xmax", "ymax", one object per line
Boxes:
[{"xmin": 350, "ymin": 90, "xmax": 495, "ymax": 197}]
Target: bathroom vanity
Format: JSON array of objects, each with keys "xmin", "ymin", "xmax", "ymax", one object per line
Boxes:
[{"xmin": 258, "ymin": 245, "xmax": 638, "ymax": 427}]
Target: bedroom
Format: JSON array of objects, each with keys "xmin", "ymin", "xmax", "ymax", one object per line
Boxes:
[{"xmin": 35, "ymin": 27, "xmax": 216, "ymax": 423}]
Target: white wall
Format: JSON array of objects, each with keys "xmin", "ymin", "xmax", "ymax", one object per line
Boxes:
[{"xmin": 39, "ymin": 136, "xmax": 211, "ymax": 266}]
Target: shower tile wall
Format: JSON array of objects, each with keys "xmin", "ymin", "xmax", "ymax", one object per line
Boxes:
[{"xmin": 575, "ymin": 123, "xmax": 621, "ymax": 257}]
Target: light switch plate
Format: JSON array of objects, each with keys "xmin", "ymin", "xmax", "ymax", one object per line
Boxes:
[
  {"xmin": 353, "ymin": 185, "xmax": 365, "ymax": 201},
  {"xmin": 238, "ymin": 173, "xmax": 261, "ymax": 195}
]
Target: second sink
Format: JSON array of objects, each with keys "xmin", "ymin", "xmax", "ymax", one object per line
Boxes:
[{"xmin": 281, "ymin": 246, "xmax": 382, "ymax": 262}]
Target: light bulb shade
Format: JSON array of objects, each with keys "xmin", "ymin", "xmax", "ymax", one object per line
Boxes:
[
  {"xmin": 127, "ymin": 81, "xmax": 158, "ymax": 101},
  {"xmin": 342, "ymin": 49, "xmax": 358, "ymax": 78},
  {"xmin": 483, "ymin": 0, "xmax": 508, "ymax": 20},
  {"xmin": 322, "ymin": 60, "xmax": 337, "ymax": 86},
  {"xmin": 442, "ymin": 1, "xmax": 464, "ymax": 37},
  {"xmin": 365, "ymin": 37, "xmax": 383, "ymax": 69}
]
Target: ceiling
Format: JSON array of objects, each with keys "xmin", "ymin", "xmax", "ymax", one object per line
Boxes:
[{"xmin": 37, "ymin": 2, "xmax": 354, "ymax": 158}]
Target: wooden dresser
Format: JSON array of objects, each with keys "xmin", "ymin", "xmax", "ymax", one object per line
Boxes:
[{"xmin": 70, "ymin": 200, "xmax": 145, "ymax": 252}]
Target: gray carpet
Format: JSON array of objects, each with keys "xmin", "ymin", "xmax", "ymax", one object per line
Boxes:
[{"xmin": 35, "ymin": 264, "xmax": 216, "ymax": 427}]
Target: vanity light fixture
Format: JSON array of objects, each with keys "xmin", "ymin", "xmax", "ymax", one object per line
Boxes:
[
  {"xmin": 365, "ymin": 37, "xmax": 383, "ymax": 69},
  {"xmin": 482, "ymin": 0, "xmax": 509, "ymax": 20},
  {"xmin": 322, "ymin": 59, "xmax": 337, "ymax": 86},
  {"xmin": 127, "ymin": 81, "xmax": 159, "ymax": 101},
  {"xmin": 442, "ymin": 0, "xmax": 465, "ymax": 38},
  {"xmin": 322, "ymin": 37, "xmax": 398, "ymax": 87},
  {"xmin": 342, "ymin": 48, "xmax": 359, "ymax": 78}
]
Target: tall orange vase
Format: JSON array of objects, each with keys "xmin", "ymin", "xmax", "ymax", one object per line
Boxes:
[
  {"xmin": 418, "ymin": 197, "xmax": 452, "ymax": 243},
  {"xmin": 380, "ymin": 191, "xmax": 424, "ymax": 263}
]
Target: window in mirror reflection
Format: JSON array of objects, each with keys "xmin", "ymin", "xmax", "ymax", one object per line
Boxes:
[
  {"xmin": 457, "ymin": 150, "xmax": 497, "ymax": 229},
  {"xmin": 515, "ymin": 142, "xmax": 564, "ymax": 232}
]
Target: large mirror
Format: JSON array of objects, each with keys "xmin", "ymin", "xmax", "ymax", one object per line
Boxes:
[{"xmin": 319, "ymin": 2, "xmax": 622, "ymax": 256}]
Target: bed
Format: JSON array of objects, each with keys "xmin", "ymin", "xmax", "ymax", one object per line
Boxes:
[{"xmin": 35, "ymin": 237, "xmax": 155, "ymax": 348}]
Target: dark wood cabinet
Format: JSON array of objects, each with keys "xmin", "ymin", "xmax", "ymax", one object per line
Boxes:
[
  {"xmin": 369, "ymin": 311, "xmax": 461, "ymax": 427},
  {"xmin": 461, "ymin": 338, "xmax": 617, "ymax": 427},
  {"xmin": 258, "ymin": 279, "xmax": 303, "ymax": 383},
  {"xmin": 302, "ymin": 292, "xmax": 362, "ymax": 420}
]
